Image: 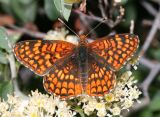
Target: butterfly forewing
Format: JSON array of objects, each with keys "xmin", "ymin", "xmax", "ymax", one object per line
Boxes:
[
  {"xmin": 43, "ymin": 58, "xmax": 83, "ymax": 99},
  {"xmin": 14, "ymin": 40, "xmax": 76, "ymax": 75},
  {"xmin": 88, "ymin": 34, "xmax": 139, "ymax": 71}
]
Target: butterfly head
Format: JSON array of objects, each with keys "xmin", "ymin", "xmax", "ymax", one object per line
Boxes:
[{"xmin": 79, "ymin": 35, "xmax": 88, "ymax": 45}]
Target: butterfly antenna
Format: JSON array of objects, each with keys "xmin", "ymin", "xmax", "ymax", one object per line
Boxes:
[
  {"xmin": 58, "ymin": 18, "xmax": 80, "ymax": 38},
  {"xmin": 85, "ymin": 18, "xmax": 108, "ymax": 37}
]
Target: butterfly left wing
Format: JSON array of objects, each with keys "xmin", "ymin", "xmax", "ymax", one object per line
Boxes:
[
  {"xmin": 14, "ymin": 40, "xmax": 75, "ymax": 75},
  {"xmin": 43, "ymin": 58, "xmax": 83, "ymax": 99},
  {"xmin": 88, "ymin": 34, "xmax": 139, "ymax": 71},
  {"xmin": 86, "ymin": 59, "xmax": 116, "ymax": 97}
]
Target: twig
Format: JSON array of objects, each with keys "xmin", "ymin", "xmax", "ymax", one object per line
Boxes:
[
  {"xmin": 130, "ymin": 20, "xmax": 134, "ymax": 34},
  {"xmin": 98, "ymin": 0, "xmax": 107, "ymax": 18},
  {"xmin": 142, "ymin": 19, "xmax": 160, "ymax": 29},
  {"xmin": 7, "ymin": 24, "xmax": 46, "ymax": 38},
  {"xmin": 124, "ymin": 57, "xmax": 160, "ymax": 117},
  {"xmin": 6, "ymin": 29, "xmax": 28, "ymax": 99},
  {"xmin": 124, "ymin": 3, "xmax": 160, "ymax": 116},
  {"xmin": 139, "ymin": 11, "xmax": 160, "ymax": 56},
  {"xmin": 141, "ymin": 1, "xmax": 157, "ymax": 16},
  {"xmin": 74, "ymin": 10, "xmax": 122, "ymax": 28},
  {"xmin": 140, "ymin": 57, "xmax": 160, "ymax": 93},
  {"xmin": 7, "ymin": 54, "xmax": 28, "ymax": 99}
]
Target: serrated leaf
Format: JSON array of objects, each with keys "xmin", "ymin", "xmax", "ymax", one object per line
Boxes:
[
  {"xmin": 0, "ymin": 81, "xmax": 13, "ymax": 100},
  {"xmin": 44, "ymin": 0, "xmax": 60, "ymax": 20},
  {"xmin": 149, "ymin": 91, "xmax": 160, "ymax": 111},
  {"xmin": 0, "ymin": 27, "xmax": 11, "ymax": 52},
  {"xmin": 53, "ymin": 0, "xmax": 72, "ymax": 21},
  {"xmin": 0, "ymin": 50, "xmax": 8, "ymax": 64},
  {"xmin": 64, "ymin": 0, "xmax": 81, "ymax": 4}
]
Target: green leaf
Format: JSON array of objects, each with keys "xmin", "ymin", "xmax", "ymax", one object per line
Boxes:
[
  {"xmin": 10, "ymin": 0, "xmax": 37, "ymax": 23},
  {"xmin": 9, "ymin": 33, "xmax": 22, "ymax": 44},
  {"xmin": 0, "ymin": 27, "xmax": 11, "ymax": 52},
  {"xmin": 53, "ymin": 0, "xmax": 72, "ymax": 21},
  {"xmin": 0, "ymin": 50, "xmax": 8, "ymax": 64},
  {"xmin": 149, "ymin": 91, "xmax": 160, "ymax": 111},
  {"xmin": 0, "ymin": 81, "xmax": 13, "ymax": 100},
  {"xmin": 44, "ymin": 0, "xmax": 60, "ymax": 20}
]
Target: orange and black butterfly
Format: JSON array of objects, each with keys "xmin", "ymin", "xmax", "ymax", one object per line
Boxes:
[{"xmin": 13, "ymin": 34, "xmax": 139, "ymax": 99}]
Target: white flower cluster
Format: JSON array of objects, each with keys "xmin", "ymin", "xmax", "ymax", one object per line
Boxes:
[
  {"xmin": 81, "ymin": 71, "xmax": 142, "ymax": 117},
  {"xmin": 0, "ymin": 71, "xmax": 141, "ymax": 117},
  {"xmin": 0, "ymin": 90, "xmax": 75, "ymax": 117}
]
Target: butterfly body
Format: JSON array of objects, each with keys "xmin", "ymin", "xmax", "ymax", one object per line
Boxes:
[{"xmin": 13, "ymin": 34, "xmax": 139, "ymax": 99}]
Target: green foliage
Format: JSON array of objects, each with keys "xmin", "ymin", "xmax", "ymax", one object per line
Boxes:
[
  {"xmin": 44, "ymin": 0, "xmax": 60, "ymax": 20},
  {"xmin": 0, "ymin": 81, "xmax": 13, "ymax": 100},
  {"xmin": 140, "ymin": 91, "xmax": 160, "ymax": 117},
  {"xmin": 149, "ymin": 48, "xmax": 160, "ymax": 61},
  {"xmin": 121, "ymin": 2, "xmax": 137, "ymax": 27},
  {"xmin": 0, "ymin": 0, "xmax": 73, "ymax": 23},
  {"xmin": 0, "ymin": 27, "xmax": 15, "ymax": 100},
  {"xmin": 53, "ymin": 0, "xmax": 73, "ymax": 21},
  {"xmin": 140, "ymin": 107, "xmax": 153, "ymax": 117},
  {"xmin": 0, "ymin": 27, "xmax": 11, "ymax": 52},
  {"xmin": 10, "ymin": 0, "xmax": 37, "ymax": 23},
  {"xmin": 0, "ymin": 51, "xmax": 8, "ymax": 64},
  {"xmin": 0, "ymin": 0, "xmax": 37, "ymax": 23},
  {"xmin": 75, "ymin": 107, "xmax": 85, "ymax": 117},
  {"xmin": 149, "ymin": 91, "xmax": 160, "ymax": 111}
]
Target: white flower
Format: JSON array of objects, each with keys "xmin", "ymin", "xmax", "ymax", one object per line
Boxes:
[
  {"xmin": 95, "ymin": 103, "xmax": 107, "ymax": 117},
  {"xmin": 44, "ymin": 28, "xmax": 68, "ymax": 41},
  {"xmin": 0, "ymin": 102, "xmax": 9, "ymax": 112},
  {"xmin": 122, "ymin": 99, "xmax": 134, "ymax": 109},
  {"xmin": 114, "ymin": 0, "xmax": 121, "ymax": 3},
  {"xmin": 105, "ymin": 93, "xmax": 115, "ymax": 102},
  {"xmin": 7, "ymin": 95, "xmax": 18, "ymax": 105},
  {"xmin": 0, "ymin": 69, "xmax": 141, "ymax": 117},
  {"xmin": 110, "ymin": 106, "xmax": 121, "ymax": 116}
]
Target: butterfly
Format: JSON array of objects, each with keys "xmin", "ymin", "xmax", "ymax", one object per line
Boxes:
[{"xmin": 13, "ymin": 34, "xmax": 139, "ymax": 99}]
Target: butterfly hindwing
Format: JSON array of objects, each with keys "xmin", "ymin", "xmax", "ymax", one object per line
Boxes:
[
  {"xmin": 86, "ymin": 59, "xmax": 116, "ymax": 96},
  {"xmin": 14, "ymin": 40, "xmax": 75, "ymax": 75},
  {"xmin": 43, "ymin": 58, "xmax": 83, "ymax": 99}
]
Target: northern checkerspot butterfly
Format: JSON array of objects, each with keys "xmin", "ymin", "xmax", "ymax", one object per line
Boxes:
[{"xmin": 13, "ymin": 34, "xmax": 139, "ymax": 99}]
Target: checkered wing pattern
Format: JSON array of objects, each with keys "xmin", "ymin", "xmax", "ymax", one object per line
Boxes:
[
  {"xmin": 86, "ymin": 59, "xmax": 116, "ymax": 96},
  {"xmin": 88, "ymin": 34, "xmax": 139, "ymax": 71},
  {"xmin": 14, "ymin": 40, "xmax": 75, "ymax": 75},
  {"xmin": 43, "ymin": 58, "xmax": 83, "ymax": 99}
]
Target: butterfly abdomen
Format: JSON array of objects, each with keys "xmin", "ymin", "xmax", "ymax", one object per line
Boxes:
[{"xmin": 77, "ymin": 45, "xmax": 89, "ymax": 92}]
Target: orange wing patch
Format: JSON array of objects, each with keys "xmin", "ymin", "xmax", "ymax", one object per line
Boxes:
[
  {"xmin": 86, "ymin": 60, "xmax": 116, "ymax": 97},
  {"xmin": 14, "ymin": 40, "xmax": 75, "ymax": 75},
  {"xmin": 43, "ymin": 59, "xmax": 83, "ymax": 99},
  {"xmin": 88, "ymin": 34, "xmax": 139, "ymax": 70}
]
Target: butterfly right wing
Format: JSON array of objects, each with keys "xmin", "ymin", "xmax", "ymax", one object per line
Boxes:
[
  {"xmin": 14, "ymin": 40, "xmax": 76, "ymax": 76},
  {"xmin": 43, "ymin": 58, "xmax": 83, "ymax": 99}
]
